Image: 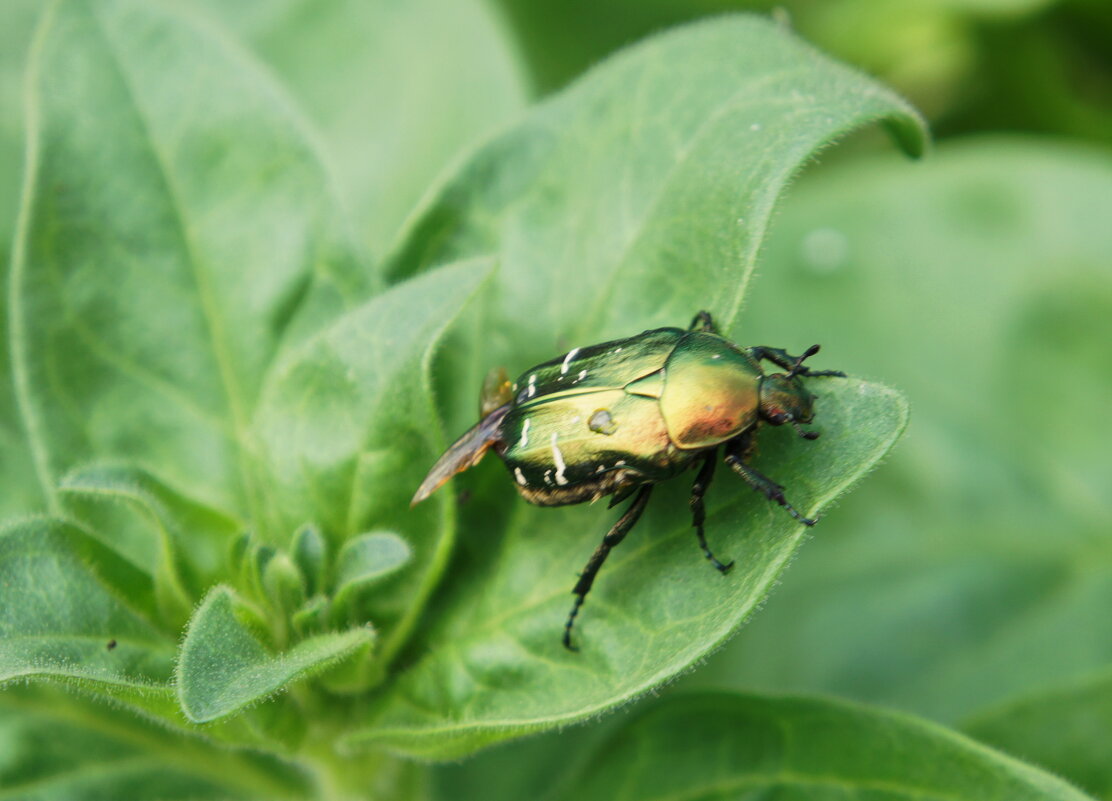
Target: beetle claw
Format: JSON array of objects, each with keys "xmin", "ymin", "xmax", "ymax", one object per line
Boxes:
[{"xmin": 791, "ymin": 421, "xmax": 820, "ymax": 440}]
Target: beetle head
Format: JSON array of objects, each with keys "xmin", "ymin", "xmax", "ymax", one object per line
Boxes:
[{"xmin": 758, "ymin": 373, "xmax": 815, "ymax": 427}]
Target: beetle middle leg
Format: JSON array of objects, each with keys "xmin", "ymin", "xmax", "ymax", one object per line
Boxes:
[
  {"xmin": 724, "ymin": 439, "xmax": 816, "ymax": 526},
  {"xmin": 690, "ymin": 449, "xmax": 733, "ymax": 573},
  {"xmin": 564, "ymin": 484, "xmax": 653, "ymax": 651}
]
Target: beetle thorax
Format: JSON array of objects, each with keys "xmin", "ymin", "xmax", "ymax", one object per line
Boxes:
[{"xmin": 659, "ymin": 333, "xmax": 761, "ymax": 449}]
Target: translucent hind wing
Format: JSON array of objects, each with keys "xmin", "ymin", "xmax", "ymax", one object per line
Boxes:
[{"xmin": 410, "ymin": 404, "xmax": 510, "ymax": 506}]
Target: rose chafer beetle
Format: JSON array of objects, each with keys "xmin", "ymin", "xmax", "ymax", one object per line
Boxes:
[{"xmin": 412, "ymin": 311, "xmax": 844, "ymax": 650}]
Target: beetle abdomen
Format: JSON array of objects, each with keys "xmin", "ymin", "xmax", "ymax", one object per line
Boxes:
[{"xmin": 498, "ymin": 388, "xmax": 688, "ymax": 502}]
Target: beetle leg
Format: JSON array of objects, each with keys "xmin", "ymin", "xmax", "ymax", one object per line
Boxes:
[
  {"xmin": 564, "ymin": 484, "xmax": 653, "ymax": 651},
  {"xmin": 690, "ymin": 450, "xmax": 733, "ymax": 573},
  {"xmin": 724, "ymin": 443, "xmax": 817, "ymax": 527},
  {"xmin": 688, "ymin": 310, "xmax": 718, "ymax": 333},
  {"xmin": 748, "ymin": 345, "xmax": 845, "ymax": 378}
]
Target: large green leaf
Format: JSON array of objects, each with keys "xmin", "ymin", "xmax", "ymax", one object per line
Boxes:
[
  {"xmin": 182, "ymin": 0, "xmax": 526, "ymax": 258},
  {"xmin": 0, "ymin": 685, "xmax": 312, "ymax": 800},
  {"xmin": 0, "ymin": 518, "xmax": 174, "ymax": 699},
  {"xmin": 546, "ymin": 692, "xmax": 1094, "ymax": 801},
  {"xmin": 385, "ymin": 14, "xmax": 925, "ymax": 356},
  {"xmin": 964, "ymin": 668, "xmax": 1112, "ymax": 800},
  {"xmin": 177, "ymin": 585, "xmax": 374, "ymax": 723},
  {"xmin": 253, "ymin": 258, "xmax": 490, "ymax": 661},
  {"xmin": 350, "ymin": 378, "xmax": 906, "ymax": 758},
  {"xmin": 9, "ymin": 0, "xmax": 366, "ymax": 519},
  {"xmin": 689, "ymin": 139, "xmax": 1112, "ymax": 720}
]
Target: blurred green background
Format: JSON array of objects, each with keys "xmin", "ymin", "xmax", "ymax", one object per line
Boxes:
[{"xmin": 2, "ymin": 0, "xmax": 1110, "ymax": 796}]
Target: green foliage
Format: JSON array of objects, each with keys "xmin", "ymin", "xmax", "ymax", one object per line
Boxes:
[
  {"xmin": 964, "ymin": 668, "xmax": 1112, "ymax": 800},
  {"xmin": 350, "ymin": 379, "xmax": 907, "ymax": 759},
  {"xmin": 178, "ymin": 586, "xmax": 373, "ymax": 723},
  {"xmin": 1, "ymin": 0, "xmax": 1109, "ymax": 798},
  {"xmin": 689, "ymin": 139, "xmax": 1112, "ymax": 723},
  {"xmin": 548, "ymin": 693, "xmax": 1091, "ymax": 801}
]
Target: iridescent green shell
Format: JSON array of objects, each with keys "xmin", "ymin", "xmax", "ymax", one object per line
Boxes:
[
  {"xmin": 410, "ymin": 324, "xmax": 770, "ymax": 508},
  {"xmin": 499, "ymin": 328, "xmax": 763, "ymax": 505}
]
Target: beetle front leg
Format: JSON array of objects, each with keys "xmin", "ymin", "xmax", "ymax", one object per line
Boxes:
[
  {"xmin": 748, "ymin": 345, "xmax": 845, "ymax": 378},
  {"xmin": 564, "ymin": 485, "xmax": 653, "ymax": 651},
  {"xmin": 688, "ymin": 310, "xmax": 718, "ymax": 333},
  {"xmin": 690, "ymin": 450, "xmax": 733, "ymax": 573},
  {"xmin": 724, "ymin": 441, "xmax": 817, "ymax": 527}
]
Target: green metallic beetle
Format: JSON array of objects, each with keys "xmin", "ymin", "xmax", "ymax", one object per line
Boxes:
[{"xmin": 412, "ymin": 311, "xmax": 844, "ymax": 649}]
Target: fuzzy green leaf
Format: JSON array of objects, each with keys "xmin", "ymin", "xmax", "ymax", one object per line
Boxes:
[
  {"xmin": 10, "ymin": 0, "xmax": 367, "ymax": 519},
  {"xmin": 351, "ymin": 378, "xmax": 906, "ymax": 758},
  {"xmin": 253, "ymin": 258, "xmax": 490, "ymax": 660},
  {"xmin": 177, "ymin": 585, "xmax": 374, "ymax": 723},
  {"xmin": 333, "ymin": 532, "xmax": 413, "ymax": 612},
  {"xmin": 386, "ymin": 15, "xmax": 925, "ymax": 353},
  {"xmin": 964, "ymin": 668, "xmax": 1112, "ymax": 800},
  {"xmin": 548, "ymin": 692, "xmax": 1094, "ymax": 801},
  {"xmin": 0, "ymin": 685, "xmax": 312, "ymax": 800},
  {"xmin": 0, "ymin": 518, "xmax": 174, "ymax": 698},
  {"xmin": 59, "ymin": 463, "xmax": 242, "ymax": 625}
]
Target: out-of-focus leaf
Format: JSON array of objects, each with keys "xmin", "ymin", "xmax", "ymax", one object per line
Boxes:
[
  {"xmin": 177, "ymin": 585, "xmax": 373, "ymax": 723},
  {"xmin": 548, "ymin": 692, "xmax": 1095, "ymax": 801},
  {"xmin": 0, "ymin": 685, "xmax": 313, "ymax": 800},
  {"xmin": 333, "ymin": 532, "xmax": 413, "ymax": 615},
  {"xmin": 690, "ymin": 138, "xmax": 1112, "ymax": 721},
  {"xmin": 253, "ymin": 258, "xmax": 490, "ymax": 661},
  {"xmin": 964, "ymin": 668, "xmax": 1112, "ymax": 800},
  {"xmin": 291, "ymin": 523, "xmax": 327, "ymax": 597},
  {"xmin": 0, "ymin": 0, "xmax": 46, "ymax": 520},
  {"xmin": 183, "ymin": 0, "xmax": 527, "ymax": 258},
  {"xmin": 10, "ymin": 0, "xmax": 366, "ymax": 518}
]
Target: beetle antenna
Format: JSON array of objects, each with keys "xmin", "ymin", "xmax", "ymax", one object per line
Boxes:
[
  {"xmin": 787, "ymin": 344, "xmax": 821, "ymax": 378},
  {"xmin": 791, "ymin": 421, "xmax": 820, "ymax": 440}
]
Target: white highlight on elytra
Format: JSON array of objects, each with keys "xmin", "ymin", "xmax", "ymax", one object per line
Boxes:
[
  {"xmin": 514, "ymin": 467, "xmax": 527, "ymax": 486},
  {"xmin": 560, "ymin": 348, "xmax": 580, "ymax": 375},
  {"xmin": 518, "ymin": 418, "xmax": 530, "ymax": 448},
  {"xmin": 527, "ymin": 374, "xmax": 537, "ymax": 398},
  {"xmin": 550, "ymin": 432, "xmax": 569, "ymax": 485},
  {"xmin": 577, "ymin": 369, "xmax": 588, "ymax": 381}
]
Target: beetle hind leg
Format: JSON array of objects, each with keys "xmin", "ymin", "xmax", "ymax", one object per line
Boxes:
[
  {"xmin": 724, "ymin": 441, "xmax": 817, "ymax": 527},
  {"xmin": 690, "ymin": 450, "xmax": 733, "ymax": 573},
  {"xmin": 564, "ymin": 485, "xmax": 653, "ymax": 651}
]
